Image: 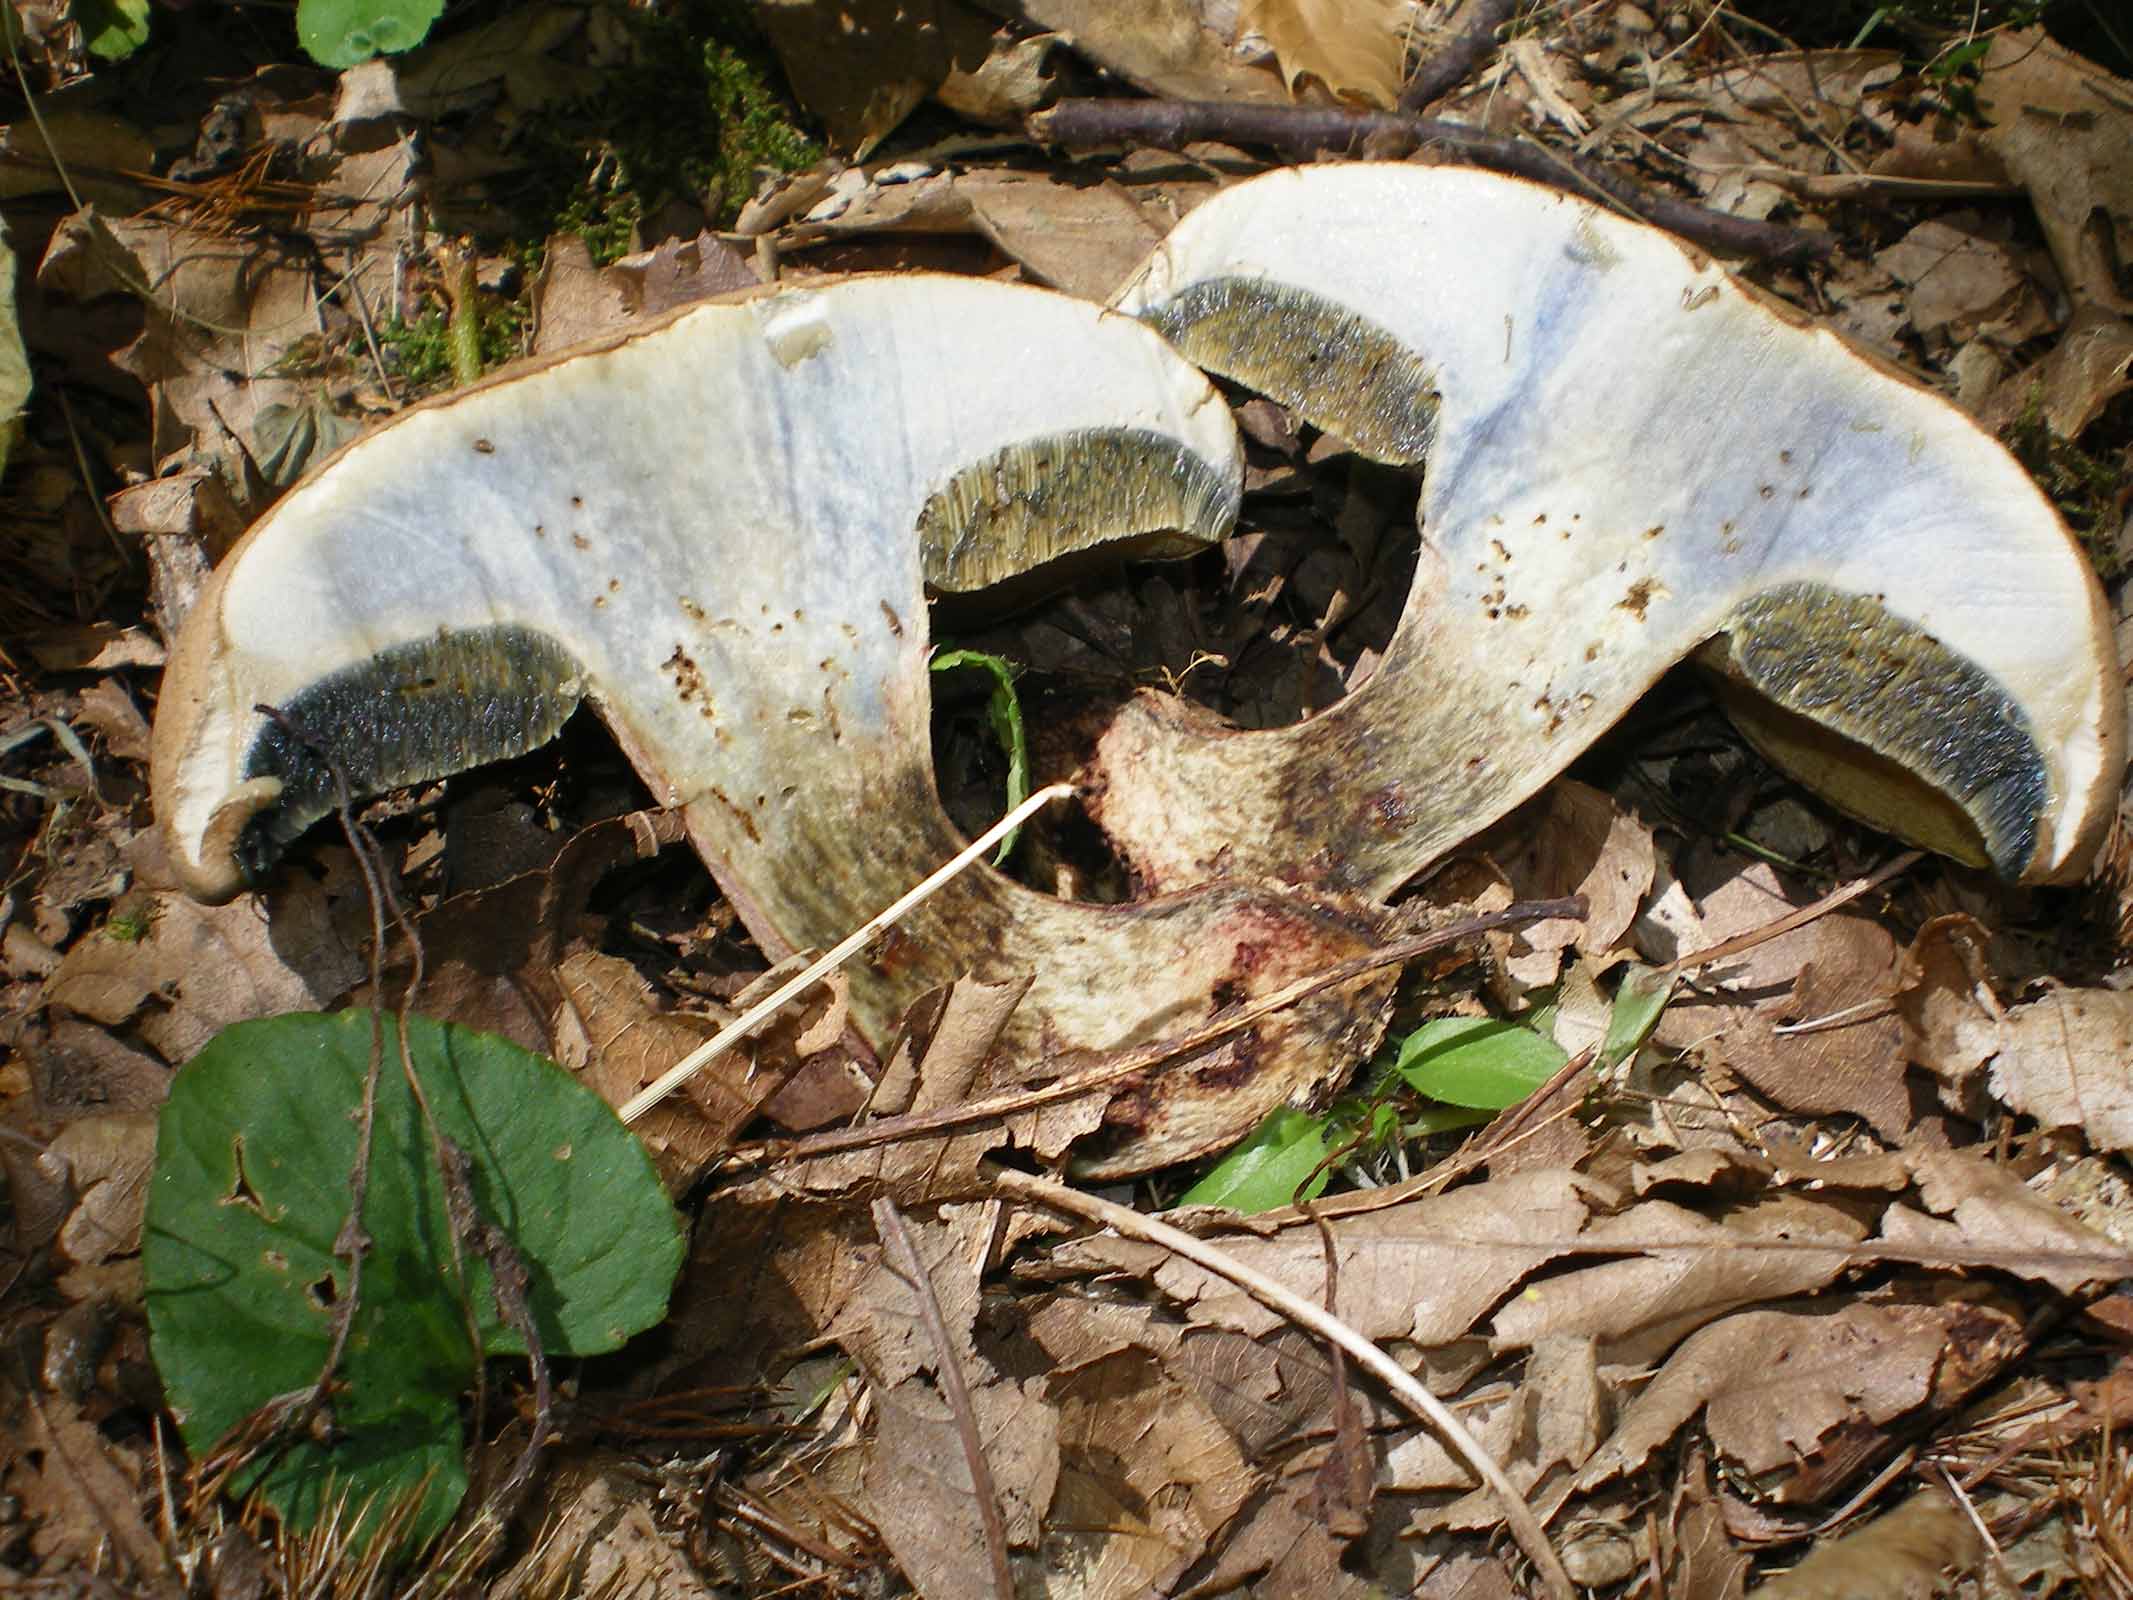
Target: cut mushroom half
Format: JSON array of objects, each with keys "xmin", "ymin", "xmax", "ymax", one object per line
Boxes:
[
  {"xmin": 151, "ymin": 274, "xmax": 1396, "ymax": 1176},
  {"xmin": 1094, "ymin": 163, "xmax": 2124, "ymax": 892}
]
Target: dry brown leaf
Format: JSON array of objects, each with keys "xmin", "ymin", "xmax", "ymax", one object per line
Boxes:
[
  {"xmin": 1493, "ymin": 779, "xmax": 1656, "ymax": 982},
  {"xmin": 379, "ymin": 3, "xmax": 596, "ymax": 120},
  {"xmin": 1691, "ymin": 49, "xmax": 1902, "ymax": 139},
  {"xmin": 1890, "ymin": 1147, "xmax": 2125, "ymax": 1292},
  {"xmin": 2, "ymin": 1385, "xmax": 167, "ymax": 1581},
  {"xmin": 532, "ymin": 229, "xmax": 760, "ymax": 355},
  {"xmin": 1242, "ymin": 0, "xmax": 1412, "ymax": 106},
  {"xmin": 1977, "ymin": 28, "xmax": 2133, "ymax": 313},
  {"xmin": 38, "ymin": 210, "xmax": 339, "ymax": 494},
  {"xmin": 867, "ymin": 1373, "xmax": 1059, "ymax": 1598},
  {"xmin": 937, "ymin": 31, "xmax": 1064, "ymax": 125},
  {"xmin": 385, "ymin": 809, "xmax": 686, "ymax": 1054},
  {"xmin": 958, "ymin": 169, "xmax": 1168, "ymax": 301},
  {"xmin": 1489, "ymin": 1192, "xmax": 1867, "ymax": 1366},
  {"xmin": 1979, "ymin": 985, "xmax": 2133, "ymax": 1160},
  {"xmin": 43, "ymin": 886, "xmax": 362, "ymax": 1063},
  {"xmin": 1193, "ymin": 1466, "xmax": 1415, "ymax": 1597},
  {"xmin": 1653, "ymin": 858, "xmax": 1910, "ymax": 1139},
  {"xmin": 1579, "ymin": 1294, "xmax": 2014, "ymax": 1492},
  {"xmin": 498, "ymin": 1453, "xmax": 725, "ymax": 1600},
  {"xmin": 1043, "ymin": 1350, "xmax": 1257, "ymax": 1597},
  {"xmin": 1659, "ymin": 1456, "xmax": 1751, "ymax": 1600},
  {"xmin": 1051, "ymin": 1167, "xmax": 1599, "ymax": 1346},
  {"xmin": 1872, "ymin": 217, "xmax": 2037, "ymax": 338},
  {"xmin": 71, "ymin": 679, "xmax": 150, "ymax": 766},
  {"xmin": 1984, "ymin": 302, "xmax": 2133, "ymax": 440},
  {"xmin": 829, "ymin": 1202, "xmax": 987, "ymax": 1386},
  {"xmin": 757, "ymin": 0, "xmax": 995, "ymax": 156},
  {"xmin": 658, "ymin": 1196, "xmax": 877, "ymax": 1395},
  {"xmin": 1753, "ymin": 1487, "xmax": 1983, "ymax": 1598},
  {"xmin": 1895, "ymin": 913, "xmax": 2001, "ymax": 1115},
  {"xmin": 21, "ymin": 1014, "xmax": 168, "ymax": 1118},
  {"xmin": 553, "ymin": 951, "xmax": 764, "ymax": 1182},
  {"xmin": 1016, "ymin": 0, "xmax": 1290, "ymax": 102},
  {"xmin": 782, "ymin": 974, "xmax": 1033, "ymax": 1198},
  {"xmin": 38, "ymin": 1111, "xmax": 154, "ymax": 1269},
  {"xmin": 0, "ymin": 106, "xmax": 154, "ymax": 206}
]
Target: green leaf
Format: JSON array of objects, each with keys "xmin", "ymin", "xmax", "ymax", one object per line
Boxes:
[
  {"xmin": 295, "ymin": 0, "xmax": 443, "ymax": 68},
  {"xmin": 145, "ymin": 1011, "xmax": 683, "ymax": 1548},
  {"xmin": 930, "ymin": 648, "xmax": 1029, "ymax": 864},
  {"xmin": 1391, "ymin": 1017, "xmax": 1569, "ymax": 1111},
  {"xmin": 74, "ymin": 0, "xmax": 149, "ymax": 59},
  {"xmin": 1180, "ymin": 1107, "xmax": 1331, "ymax": 1212},
  {"xmin": 1600, "ymin": 964, "xmax": 1674, "ymax": 1069}
]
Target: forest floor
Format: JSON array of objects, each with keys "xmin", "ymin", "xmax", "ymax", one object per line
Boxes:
[{"xmin": 4, "ymin": 1, "xmax": 2133, "ymax": 1595}]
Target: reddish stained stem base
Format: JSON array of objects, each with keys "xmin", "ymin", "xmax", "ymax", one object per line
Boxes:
[{"xmin": 1031, "ymin": 98, "xmax": 1833, "ymax": 266}]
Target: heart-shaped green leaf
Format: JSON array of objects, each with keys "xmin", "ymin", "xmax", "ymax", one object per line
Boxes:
[{"xmin": 145, "ymin": 1010, "xmax": 683, "ymax": 1547}]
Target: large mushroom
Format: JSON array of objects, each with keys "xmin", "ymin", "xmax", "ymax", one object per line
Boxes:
[
  {"xmin": 150, "ymin": 274, "xmax": 1395, "ymax": 1175},
  {"xmin": 1093, "ymin": 163, "xmax": 2123, "ymax": 893}
]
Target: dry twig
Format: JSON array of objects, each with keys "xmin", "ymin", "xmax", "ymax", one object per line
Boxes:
[{"xmin": 1031, "ymin": 98, "xmax": 1832, "ymax": 264}]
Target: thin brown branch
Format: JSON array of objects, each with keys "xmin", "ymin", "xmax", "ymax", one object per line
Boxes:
[
  {"xmin": 1029, "ymin": 98, "xmax": 1833, "ymax": 264},
  {"xmin": 1659, "ymin": 848, "xmax": 1923, "ymax": 974},
  {"xmin": 874, "ymin": 1199, "xmax": 1015, "ymax": 1600},
  {"xmin": 724, "ymin": 896, "xmax": 1585, "ymax": 1170},
  {"xmin": 1400, "ymin": 0, "xmax": 1519, "ymax": 112}
]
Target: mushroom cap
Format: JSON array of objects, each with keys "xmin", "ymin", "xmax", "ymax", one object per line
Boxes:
[
  {"xmin": 151, "ymin": 271, "xmax": 1395, "ymax": 1176},
  {"xmin": 1097, "ymin": 163, "xmax": 2122, "ymax": 888},
  {"xmin": 154, "ymin": 274, "xmax": 1241, "ymax": 903}
]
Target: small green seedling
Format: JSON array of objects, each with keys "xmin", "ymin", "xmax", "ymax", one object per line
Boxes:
[
  {"xmin": 145, "ymin": 1011, "xmax": 683, "ymax": 1549},
  {"xmin": 1188, "ymin": 960, "xmax": 1682, "ymax": 1213},
  {"xmin": 930, "ymin": 648, "xmax": 1030, "ymax": 864},
  {"xmin": 1179, "ymin": 1107, "xmax": 1334, "ymax": 1211},
  {"xmin": 1390, "ymin": 1016, "xmax": 1568, "ymax": 1111}
]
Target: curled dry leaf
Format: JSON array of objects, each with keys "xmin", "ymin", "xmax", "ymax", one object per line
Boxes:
[
  {"xmin": 1489, "ymin": 1192, "xmax": 1869, "ymax": 1367},
  {"xmin": 36, "ymin": 211, "xmax": 339, "ymax": 499},
  {"xmin": 1977, "ymin": 29, "xmax": 2133, "ymax": 314},
  {"xmin": 42, "ymin": 887, "xmax": 362, "ymax": 1063},
  {"xmin": 1014, "ymin": 0, "xmax": 1291, "ymax": 102},
  {"xmin": 1241, "ymin": 0, "xmax": 1413, "ymax": 106},
  {"xmin": 1895, "ymin": 913, "xmax": 2002, "ymax": 1114},
  {"xmin": 1652, "ymin": 858, "xmax": 1911, "ymax": 1140},
  {"xmin": 553, "ymin": 950, "xmax": 765, "ymax": 1183},
  {"xmin": 1579, "ymin": 1292, "xmax": 2024, "ymax": 1497},
  {"xmin": 1490, "ymin": 778, "xmax": 1656, "ymax": 981},
  {"xmin": 1753, "ymin": 1488, "xmax": 1984, "ymax": 1600},
  {"xmin": 1055, "ymin": 1166, "xmax": 1600, "ymax": 1345},
  {"xmin": 1886, "ymin": 1147, "xmax": 2124, "ymax": 1294}
]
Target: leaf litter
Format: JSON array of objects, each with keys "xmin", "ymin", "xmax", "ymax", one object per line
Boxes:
[{"xmin": 5, "ymin": 0, "xmax": 2133, "ymax": 1594}]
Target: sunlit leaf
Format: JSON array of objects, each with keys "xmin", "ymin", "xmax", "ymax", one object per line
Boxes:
[{"xmin": 1392, "ymin": 1017, "xmax": 1568, "ymax": 1110}]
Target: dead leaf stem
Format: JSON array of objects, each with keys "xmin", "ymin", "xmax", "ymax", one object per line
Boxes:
[
  {"xmin": 1030, "ymin": 99, "xmax": 1833, "ymax": 264},
  {"xmin": 991, "ymin": 1166, "xmax": 1579, "ymax": 1600},
  {"xmin": 873, "ymin": 1199, "xmax": 1015, "ymax": 1600}
]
